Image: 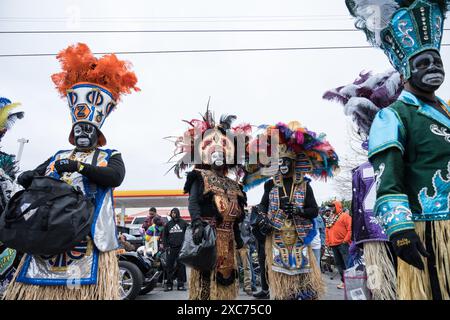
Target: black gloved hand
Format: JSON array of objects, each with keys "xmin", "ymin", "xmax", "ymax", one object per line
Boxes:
[
  {"xmin": 390, "ymin": 229, "xmax": 430, "ymax": 270},
  {"xmin": 54, "ymin": 159, "xmax": 79, "ymax": 174},
  {"xmin": 280, "ymin": 197, "xmax": 294, "ymax": 214},
  {"xmin": 256, "ymin": 214, "xmax": 272, "ymax": 235},
  {"xmin": 293, "ymin": 207, "xmax": 305, "ymax": 216},
  {"xmin": 191, "ymin": 219, "xmax": 205, "ymax": 245},
  {"xmin": 17, "ymin": 170, "xmax": 37, "ymax": 189}
]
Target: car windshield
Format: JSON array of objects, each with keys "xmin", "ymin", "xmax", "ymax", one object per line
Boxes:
[{"xmin": 133, "ymin": 217, "xmax": 146, "ymax": 224}]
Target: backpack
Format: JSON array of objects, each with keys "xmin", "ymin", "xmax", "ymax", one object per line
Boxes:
[{"xmin": 0, "ymin": 150, "xmax": 99, "ymax": 255}]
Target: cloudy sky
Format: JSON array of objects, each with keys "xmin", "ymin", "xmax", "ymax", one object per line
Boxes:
[{"xmin": 1, "ymin": 0, "xmax": 450, "ymax": 207}]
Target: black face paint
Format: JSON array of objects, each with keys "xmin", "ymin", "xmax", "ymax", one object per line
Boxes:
[
  {"xmin": 409, "ymin": 50, "xmax": 445, "ymax": 93},
  {"xmin": 279, "ymin": 157, "xmax": 293, "ymax": 177},
  {"xmin": 73, "ymin": 123, "xmax": 98, "ymax": 150}
]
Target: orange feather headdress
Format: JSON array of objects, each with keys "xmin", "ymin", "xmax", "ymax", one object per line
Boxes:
[
  {"xmin": 51, "ymin": 43, "xmax": 139, "ymax": 101},
  {"xmin": 51, "ymin": 43, "xmax": 140, "ymax": 146}
]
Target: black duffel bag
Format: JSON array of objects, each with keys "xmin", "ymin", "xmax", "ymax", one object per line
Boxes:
[
  {"xmin": 0, "ymin": 175, "xmax": 95, "ymax": 256},
  {"xmin": 178, "ymin": 223, "xmax": 216, "ymax": 271}
]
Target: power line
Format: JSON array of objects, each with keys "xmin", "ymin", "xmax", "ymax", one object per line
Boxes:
[
  {"xmin": 0, "ymin": 28, "xmax": 364, "ymax": 34},
  {"xmin": 1, "ymin": 44, "xmax": 450, "ymax": 58},
  {"xmin": 0, "ymin": 14, "xmax": 352, "ymax": 22},
  {"xmin": 1, "ymin": 28, "xmax": 450, "ymax": 35}
]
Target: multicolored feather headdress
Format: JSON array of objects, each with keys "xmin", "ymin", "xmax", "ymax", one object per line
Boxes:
[
  {"xmin": 346, "ymin": 0, "xmax": 449, "ymax": 78},
  {"xmin": 51, "ymin": 43, "xmax": 139, "ymax": 146},
  {"xmin": 0, "ymin": 97, "xmax": 24, "ymax": 142},
  {"xmin": 323, "ymin": 69, "xmax": 403, "ymax": 140},
  {"xmin": 166, "ymin": 103, "xmax": 252, "ymax": 178},
  {"xmin": 243, "ymin": 121, "xmax": 339, "ymax": 190}
]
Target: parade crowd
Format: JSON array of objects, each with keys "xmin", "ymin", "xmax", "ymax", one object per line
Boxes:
[{"xmin": 1, "ymin": 0, "xmax": 449, "ymax": 301}]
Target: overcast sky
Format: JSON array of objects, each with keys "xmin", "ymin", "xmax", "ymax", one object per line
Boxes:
[{"xmin": 1, "ymin": 0, "xmax": 450, "ymax": 207}]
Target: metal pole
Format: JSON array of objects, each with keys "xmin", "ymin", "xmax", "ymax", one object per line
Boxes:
[
  {"xmin": 16, "ymin": 138, "xmax": 29, "ymax": 167},
  {"xmin": 121, "ymin": 205, "xmax": 126, "ymax": 227}
]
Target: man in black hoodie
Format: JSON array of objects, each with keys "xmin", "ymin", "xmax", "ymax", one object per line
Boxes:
[{"xmin": 162, "ymin": 208, "xmax": 188, "ymax": 291}]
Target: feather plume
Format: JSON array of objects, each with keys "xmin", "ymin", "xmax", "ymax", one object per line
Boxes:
[
  {"xmin": 346, "ymin": 0, "xmax": 400, "ymax": 45},
  {"xmin": 323, "ymin": 69, "xmax": 402, "ymax": 136},
  {"xmin": 219, "ymin": 114, "xmax": 237, "ymax": 130},
  {"xmin": 51, "ymin": 43, "xmax": 140, "ymax": 101}
]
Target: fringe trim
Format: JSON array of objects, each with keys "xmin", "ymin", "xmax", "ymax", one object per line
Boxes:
[
  {"xmin": 397, "ymin": 220, "xmax": 450, "ymax": 300},
  {"xmin": 3, "ymin": 251, "xmax": 119, "ymax": 300},
  {"xmin": 363, "ymin": 241, "xmax": 397, "ymax": 300},
  {"xmin": 265, "ymin": 235, "xmax": 325, "ymax": 300}
]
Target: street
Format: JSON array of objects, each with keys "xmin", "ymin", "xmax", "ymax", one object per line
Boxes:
[{"xmin": 137, "ymin": 270, "xmax": 344, "ymax": 300}]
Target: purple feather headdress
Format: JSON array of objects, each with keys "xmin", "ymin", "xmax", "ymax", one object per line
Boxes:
[{"xmin": 323, "ymin": 70, "xmax": 403, "ymax": 138}]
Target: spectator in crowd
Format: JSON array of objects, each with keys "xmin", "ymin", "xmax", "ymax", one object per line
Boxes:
[
  {"xmin": 312, "ymin": 213, "xmax": 326, "ymax": 268},
  {"xmin": 325, "ymin": 200, "xmax": 352, "ymax": 289},
  {"xmin": 250, "ymin": 206, "xmax": 270, "ymax": 299},
  {"xmin": 118, "ymin": 233, "xmax": 135, "ymax": 252},
  {"xmin": 237, "ymin": 210, "xmax": 255, "ymax": 295},
  {"xmin": 162, "ymin": 208, "xmax": 188, "ymax": 291},
  {"xmin": 145, "ymin": 216, "xmax": 164, "ymax": 255},
  {"xmin": 142, "ymin": 207, "xmax": 158, "ymax": 232}
]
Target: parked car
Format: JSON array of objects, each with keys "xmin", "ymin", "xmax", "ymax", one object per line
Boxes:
[
  {"xmin": 126, "ymin": 216, "xmax": 147, "ymax": 240},
  {"xmin": 117, "ymin": 246, "xmax": 162, "ymax": 300}
]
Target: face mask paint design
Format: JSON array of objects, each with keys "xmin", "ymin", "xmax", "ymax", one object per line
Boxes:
[
  {"xmin": 73, "ymin": 123, "xmax": 98, "ymax": 150},
  {"xmin": 409, "ymin": 50, "xmax": 445, "ymax": 93},
  {"xmin": 279, "ymin": 157, "xmax": 293, "ymax": 176},
  {"xmin": 210, "ymin": 151, "xmax": 225, "ymax": 171}
]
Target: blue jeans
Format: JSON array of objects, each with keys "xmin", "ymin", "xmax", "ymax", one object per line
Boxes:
[{"xmin": 312, "ymin": 248, "xmax": 321, "ymax": 268}]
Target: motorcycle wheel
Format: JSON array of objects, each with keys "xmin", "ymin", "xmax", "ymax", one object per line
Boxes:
[{"xmin": 119, "ymin": 261, "xmax": 143, "ymax": 300}]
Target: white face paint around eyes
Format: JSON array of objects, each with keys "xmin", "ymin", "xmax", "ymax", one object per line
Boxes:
[{"xmin": 74, "ymin": 126, "xmax": 83, "ymax": 136}]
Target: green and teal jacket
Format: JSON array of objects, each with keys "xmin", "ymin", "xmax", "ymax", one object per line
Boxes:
[{"xmin": 368, "ymin": 90, "xmax": 450, "ymax": 238}]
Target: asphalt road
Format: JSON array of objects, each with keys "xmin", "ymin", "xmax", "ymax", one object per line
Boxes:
[{"xmin": 137, "ymin": 270, "xmax": 344, "ymax": 300}]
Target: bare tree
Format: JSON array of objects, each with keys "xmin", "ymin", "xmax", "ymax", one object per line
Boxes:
[{"xmin": 332, "ymin": 121, "xmax": 368, "ymax": 200}]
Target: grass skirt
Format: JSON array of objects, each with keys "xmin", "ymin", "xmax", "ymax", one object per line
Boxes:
[
  {"xmin": 189, "ymin": 268, "xmax": 239, "ymax": 300},
  {"xmin": 397, "ymin": 220, "xmax": 450, "ymax": 300},
  {"xmin": 265, "ymin": 236, "xmax": 325, "ymax": 300},
  {"xmin": 3, "ymin": 250, "xmax": 119, "ymax": 300},
  {"xmin": 363, "ymin": 241, "xmax": 397, "ymax": 300}
]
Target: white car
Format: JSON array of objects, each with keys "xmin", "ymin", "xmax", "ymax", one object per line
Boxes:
[{"xmin": 126, "ymin": 216, "xmax": 147, "ymax": 239}]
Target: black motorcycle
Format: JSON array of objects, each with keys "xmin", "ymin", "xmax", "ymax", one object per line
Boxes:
[{"xmin": 117, "ymin": 247, "xmax": 162, "ymax": 300}]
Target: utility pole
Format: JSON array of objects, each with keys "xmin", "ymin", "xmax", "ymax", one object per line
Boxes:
[{"xmin": 16, "ymin": 138, "xmax": 29, "ymax": 167}]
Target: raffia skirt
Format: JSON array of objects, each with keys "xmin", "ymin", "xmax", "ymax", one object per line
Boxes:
[
  {"xmin": 265, "ymin": 236, "xmax": 325, "ymax": 300},
  {"xmin": 397, "ymin": 220, "xmax": 450, "ymax": 300},
  {"xmin": 189, "ymin": 228, "xmax": 239, "ymax": 300},
  {"xmin": 362, "ymin": 241, "xmax": 397, "ymax": 300},
  {"xmin": 3, "ymin": 250, "xmax": 119, "ymax": 300}
]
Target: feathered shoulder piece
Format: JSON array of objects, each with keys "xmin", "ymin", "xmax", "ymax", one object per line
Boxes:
[
  {"xmin": 323, "ymin": 69, "xmax": 402, "ymax": 137},
  {"xmin": 51, "ymin": 43, "xmax": 140, "ymax": 101},
  {"xmin": 0, "ymin": 97, "xmax": 24, "ymax": 140}
]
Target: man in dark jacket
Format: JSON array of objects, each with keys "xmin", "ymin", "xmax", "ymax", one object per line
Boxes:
[{"xmin": 162, "ymin": 208, "xmax": 188, "ymax": 291}]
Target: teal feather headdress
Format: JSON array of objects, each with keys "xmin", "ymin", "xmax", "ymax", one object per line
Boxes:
[{"xmin": 346, "ymin": 0, "xmax": 450, "ymax": 78}]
